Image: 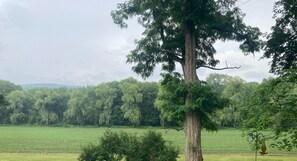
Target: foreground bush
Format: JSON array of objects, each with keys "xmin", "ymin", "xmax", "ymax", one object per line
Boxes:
[{"xmin": 78, "ymin": 130, "xmax": 179, "ymax": 161}]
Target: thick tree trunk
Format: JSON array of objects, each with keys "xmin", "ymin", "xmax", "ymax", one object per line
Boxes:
[{"xmin": 184, "ymin": 21, "xmax": 203, "ymax": 161}]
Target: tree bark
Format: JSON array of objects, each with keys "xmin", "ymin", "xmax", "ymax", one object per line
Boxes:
[{"xmin": 184, "ymin": 21, "xmax": 203, "ymax": 161}]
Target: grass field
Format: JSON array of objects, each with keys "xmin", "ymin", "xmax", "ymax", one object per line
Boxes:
[{"xmin": 0, "ymin": 126, "xmax": 296, "ymax": 161}]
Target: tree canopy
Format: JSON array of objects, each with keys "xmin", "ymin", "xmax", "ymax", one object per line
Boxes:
[
  {"xmin": 111, "ymin": 0, "xmax": 261, "ymax": 78},
  {"xmin": 263, "ymin": 0, "xmax": 297, "ymax": 74}
]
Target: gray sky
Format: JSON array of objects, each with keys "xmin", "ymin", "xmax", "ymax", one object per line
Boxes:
[{"xmin": 0, "ymin": 0, "xmax": 276, "ymax": 86}]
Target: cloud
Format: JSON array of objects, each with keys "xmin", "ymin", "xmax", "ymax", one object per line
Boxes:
[{"xmin": 0, "ymin": 0, "xmax": 277, "ymax": 85}]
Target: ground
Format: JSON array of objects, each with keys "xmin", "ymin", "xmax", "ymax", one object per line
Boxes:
[{"xmin": 0, "ymin": 126, "xmax": 296, "ymax": 161}]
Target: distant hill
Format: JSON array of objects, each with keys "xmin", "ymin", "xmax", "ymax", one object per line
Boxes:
[{"xmin": 21, "ymin": 83, "xmax": 77, "ymax": 90}]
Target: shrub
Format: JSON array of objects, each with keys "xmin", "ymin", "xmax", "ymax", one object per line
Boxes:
[{"xmin": 78, "ymin": 130, "xmax": 179, "ymax": 161}]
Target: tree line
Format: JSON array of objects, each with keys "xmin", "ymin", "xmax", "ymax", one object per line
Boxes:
[
  {"xmin": 0, "ymin": 78, "xmax": 160, "ymax": 126},
  {"xmin": 0, "ymin": 74, "xmax": 260, "ymax": 127},
  {"xmin": 0, "ymin": 72, "xmax": 296, "ymax": 150}
]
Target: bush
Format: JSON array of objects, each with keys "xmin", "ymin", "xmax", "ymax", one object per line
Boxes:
[{"xmin": 78, "ymin": 130, "xmax": 179, "ymax": 161}]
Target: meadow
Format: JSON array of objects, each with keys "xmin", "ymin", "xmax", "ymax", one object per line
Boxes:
[{"xmin": 0, "ymin": 126, "xmax": 296, "ymax": 161}]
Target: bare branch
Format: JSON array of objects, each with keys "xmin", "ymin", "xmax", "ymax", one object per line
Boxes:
[
  {"xmin": 197, "ymin": 60, "xmax": 241, "ymax": 70},
  {"xmin": 199, "ymin": 65, "xmax": 241, "ymax": 70}
]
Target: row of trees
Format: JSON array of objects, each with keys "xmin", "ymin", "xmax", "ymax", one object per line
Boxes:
[
  {"xmin": 0, "ymin": 78, "xmax": 160, "ymax": 126},
  {"xmin": 0, "ymin": 74, "xmax": 260, "ymax": 127},
  {"xmin": 0, "ymin": 73, "xmax": 296, "ymax": 151}
]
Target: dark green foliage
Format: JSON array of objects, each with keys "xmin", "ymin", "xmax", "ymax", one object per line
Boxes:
[
  {"xmin": 111, "ymin": 0, "xmax": 261, "ymax": 78},
  {"xmin": 0, "ymin": 94, "xmax": 9, "ymax": 108},
  {"xmin": 0, "ymin": 94, "xmax": 7, "ymax": 105},
  {"xmin": 79, "ymin": 144, "xmax": 101, "ymax": 161},
  {"xmin": 263, "ymin": 0, "xmax": 297, "ymax": 74},
  {"xmin": 140, "ymin": 131, "xmax": 178, "ymax": 161},
  {"xmin": 156, "ymin": 74, "xmax": 230, "ymax": 131},
  {"xmin": 140, "ymin": 82, "xmax": 160, "ymax": 126},
  {"xmin": 242, "ymin": 69, "xmax": 297, "ymax": 151},
  {"xmin": 78, "ymin": 130, "xmax": 179, "ymax": 161},
  {"xmin": 0, "ymin": 94, "xmax": 10, "ymax": 123}
]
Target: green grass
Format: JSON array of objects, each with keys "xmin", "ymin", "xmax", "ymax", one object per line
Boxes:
[
  {"xmin": 0, "ymin": 126, "xmax": 296, "ymax": 161},
  {"xmin": 1, "ymin": 153, "xmax": 296, "ymax": 161},
  {"xmin": 0, "ymin": 153, "xmax": 77, "ymax": 161}
]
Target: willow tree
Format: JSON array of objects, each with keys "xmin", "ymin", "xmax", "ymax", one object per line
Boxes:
[
  {"xmin": 96, "ymin": 83, "xmax": 117, "ymax": 126},
  {"xmin": 112, "ymin": 0, "xmax": 261, "ymax": 160}
]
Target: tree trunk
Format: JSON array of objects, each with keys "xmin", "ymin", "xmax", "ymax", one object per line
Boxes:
[{"xmin": 183, "ymin": 21, "xmax": 203, "ymax": 161}]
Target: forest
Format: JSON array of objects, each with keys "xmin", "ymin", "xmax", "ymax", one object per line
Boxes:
[{"xmin": 0, "ymin": 73, "xmax": 268, "ymax": 128}]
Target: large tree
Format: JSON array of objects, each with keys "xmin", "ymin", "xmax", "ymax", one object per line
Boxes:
[
  {"xmin": 263, "ymin": 0, "xmax": 297, "ymax": 74},
  {"xmin": 34, "ymin": 89, "xmax": 68, "ymax": 125},
  {"xmin": 112, "ymin": 1, "xmax": 261, "ymax": 160},
  {"xmin": 96, "ymin": 83, "xmax": 118, "ymax": 126},
  {"xmin": 7, "ymin": 90, "xmax": 29, "ymax": 124},
  {"xmin": 64, "ymin": 88, "xmax": 89, "ymax": 125},
  {"xmin": 119, "ymin": 78, "xmax": 143, "ymax": 126}
]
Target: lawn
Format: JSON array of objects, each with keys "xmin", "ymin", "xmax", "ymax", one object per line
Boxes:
[
  {"xmin": 1, "ymin": 153, "xmax": 297, "ymax": 161},
  {"xmin": 0, "ymin": 126, "xmax": 296, "ymax": 161}
]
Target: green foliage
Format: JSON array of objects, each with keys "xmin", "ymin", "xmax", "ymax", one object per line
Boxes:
[
  {"xmin": 111, "ymin": 0, "xmax": 261, "ymax": 78},
  {"xmin": 206, "ymin": 73, "xmax": 232, "ymax": 95},
  {"xmin": 0, "ymin": 80, "xmax": 22, "ymax": 95},
  {"xmin": 0, "ymin": 94, "xmax": 10, "ymax": 123},
  {"xmin": 7, "ymin": 90, "xmax": 30, "ymax": 124},
  {"xmin": 156, "ymin": 74, "xmax": 229, "ymax": 131},
  {"xmin": 33, "ymin": 89, "xmax": 69, "ymax": 125},
  {"xmin": 96, "ymin": 83, "xmax": 117, "ymax": 126},
  {"xmin": 78, "ymin": 130, "xmax": 179, "ymax": 161},
  {"xmin": 0, "ymin": 80, "xmax": 22, "ymax": 124},
  {"xmin": 120, "ymin": 78, "xmax": 143, "ymax": 126},
  {"xmin": 139, "ymin": 82, "xmax": 160, "ymax": 126},
  {"xmin": 0, "ymin": 94, "xmax": 8, "ymax": 105},
  {"xmin": 242, "ymin": 70, "xmax": 297, "ymax": 151},
  {"xmin": 9, "ymin": 113, "xmax": 27, "ymax": 125},
  {"xmin": 64, "ymin": 88, "xmax": 89, "ymax": 125},
  {"xmin": 206, "ymin": 74, "xmax": 259, "ymax": 128},
  {"xmin": 263, "ymin": 0, "xmax": 297, "ymax": 74}
]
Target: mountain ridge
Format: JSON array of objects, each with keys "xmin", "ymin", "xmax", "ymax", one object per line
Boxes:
[{"xmin": 21, "ymin": 83, "xmax": 77, "ymax": 90}]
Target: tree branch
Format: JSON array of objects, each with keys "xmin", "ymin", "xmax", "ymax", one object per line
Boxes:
[
  {"xmin": 199, "ymin": 65, "xmax": 241, "ymax": 70},
  {"xmin": 197, "ymin": 60, "xmax": 241, "ymax": 70},
  {"xmin": 212, "ymin": 26, "xmax": 246, "ymax": 39},
  {"xmin": 160, "ymin": 49, "xmax": 183, "ymax": 63}
]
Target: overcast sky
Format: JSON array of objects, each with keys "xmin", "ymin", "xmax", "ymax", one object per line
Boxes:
[{"xmin": 0, "ymin": 0, "xmax": 276, "ymax": 86}]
